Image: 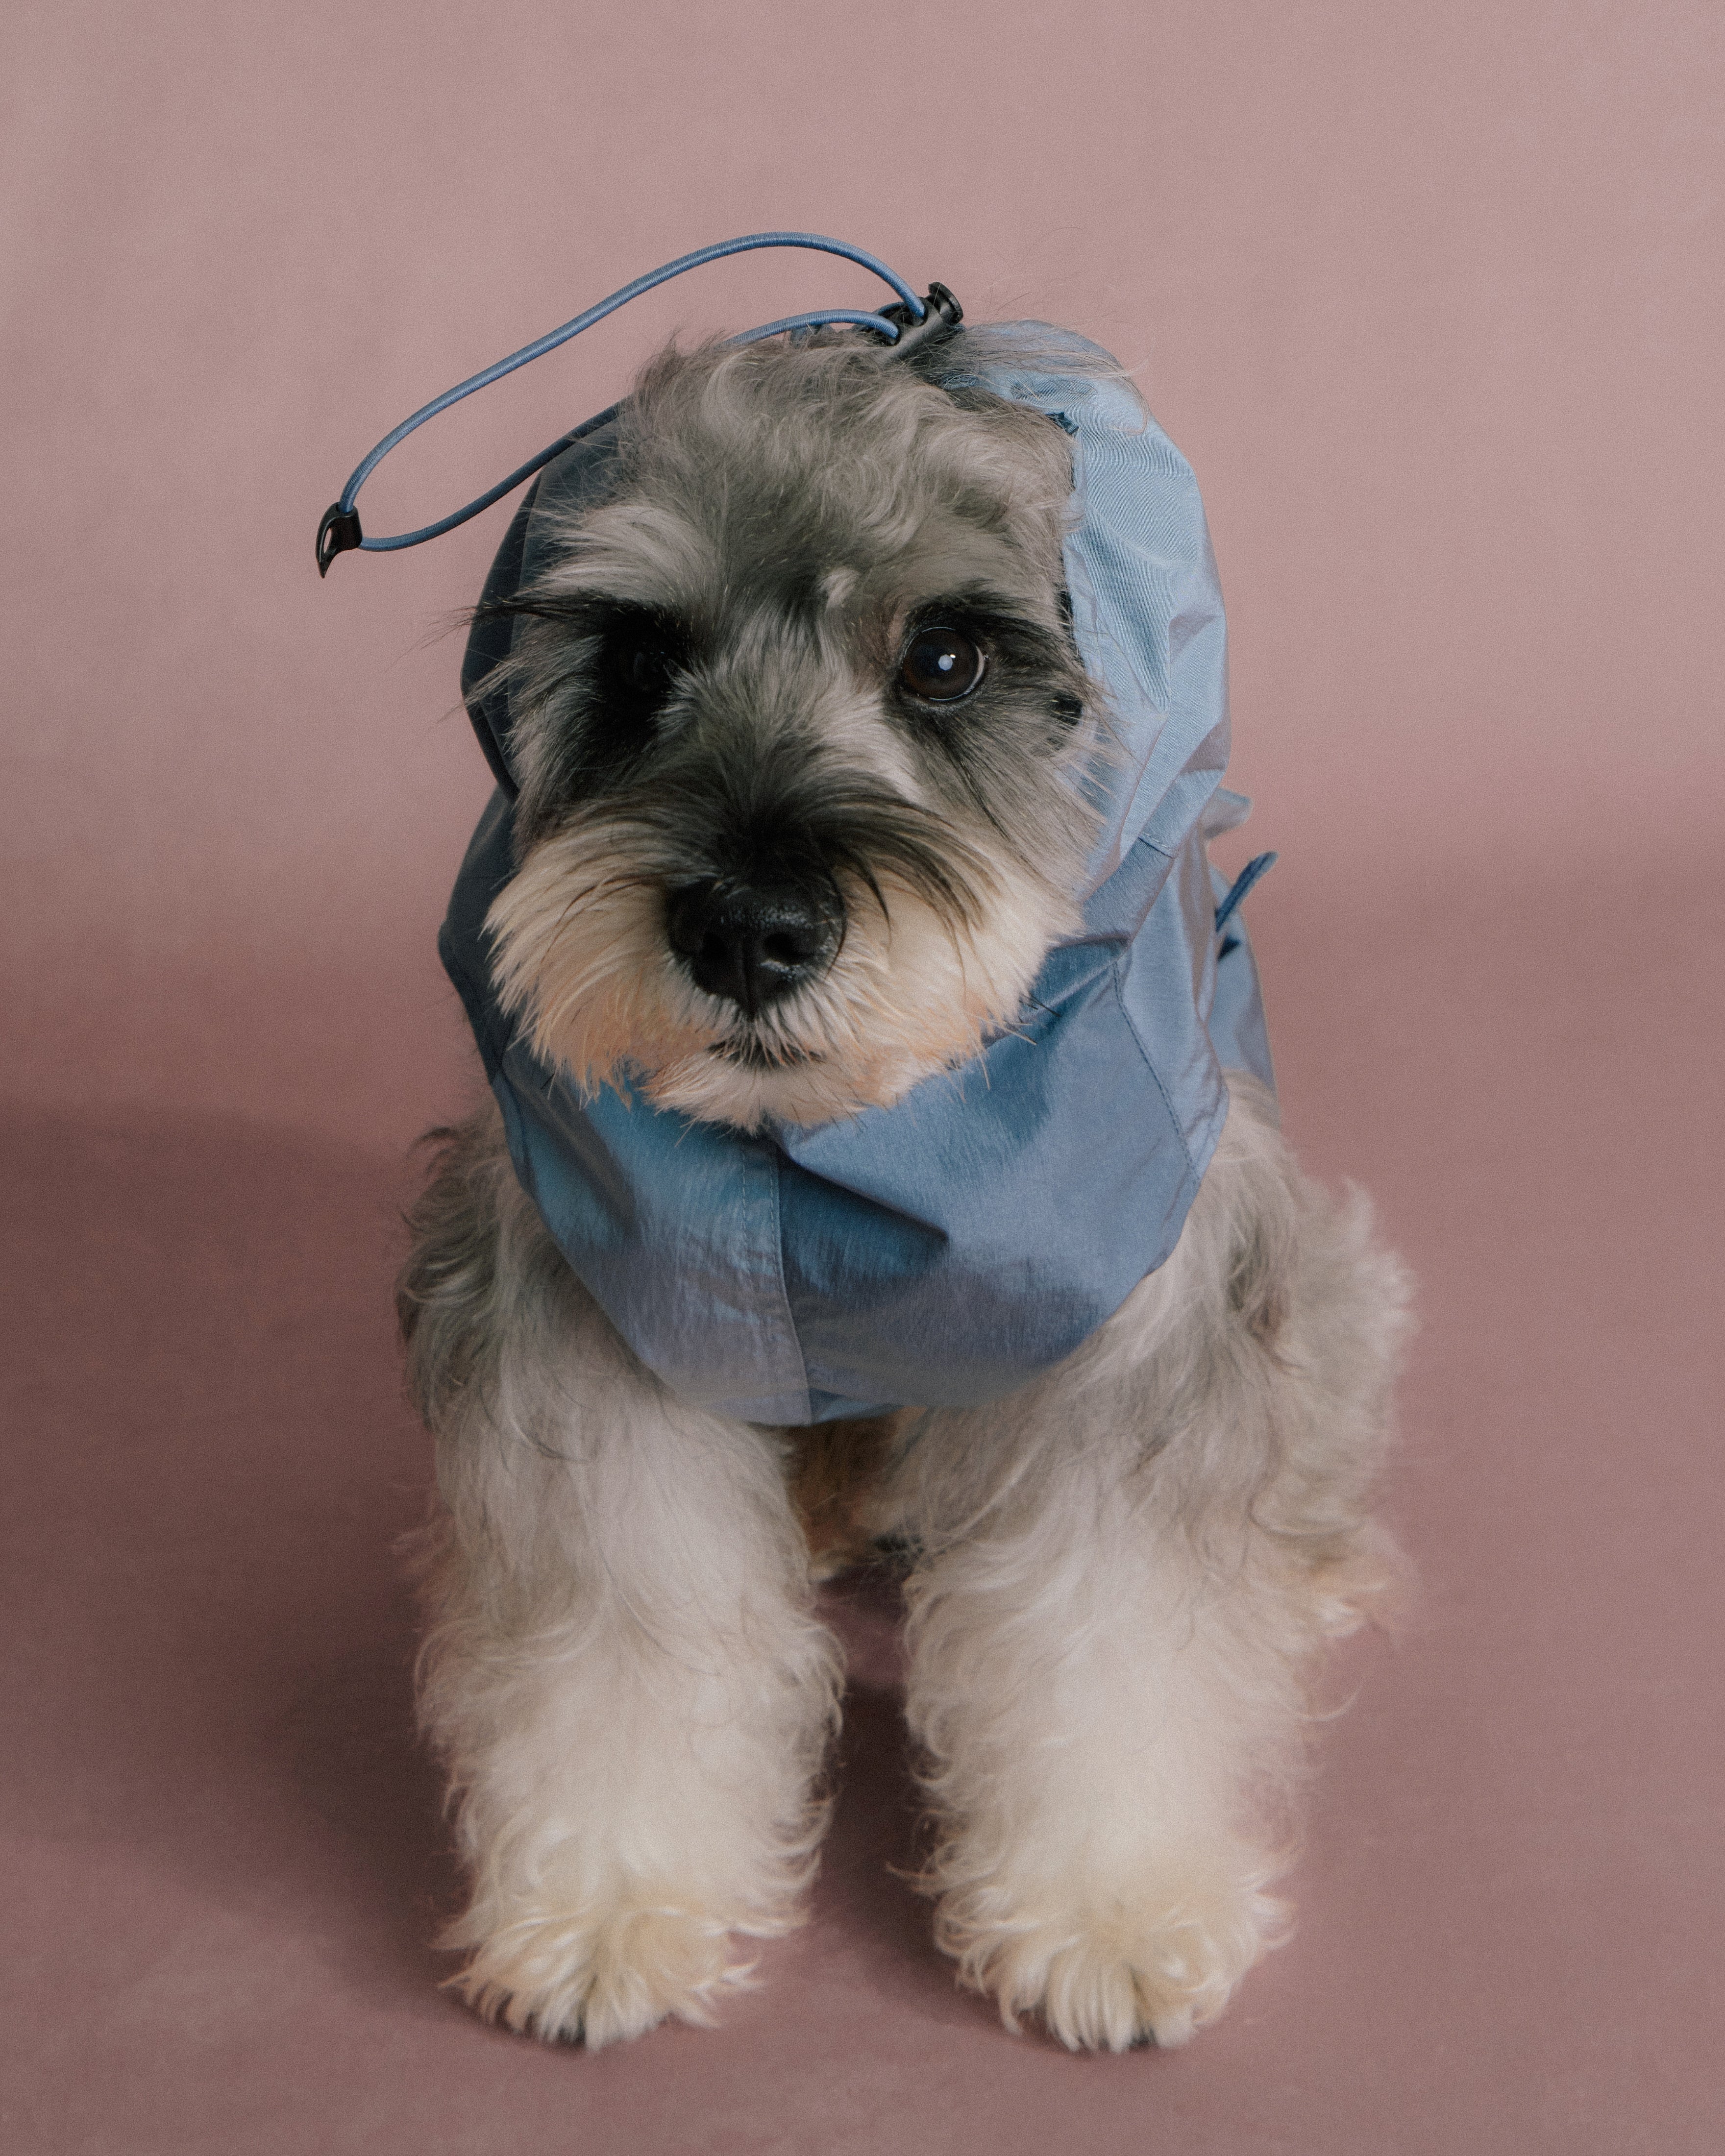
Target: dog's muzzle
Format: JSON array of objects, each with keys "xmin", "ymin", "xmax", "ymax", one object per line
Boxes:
[{"xmin": 666, "ymin": 877, "xmax": 843, "ymax": 1017}]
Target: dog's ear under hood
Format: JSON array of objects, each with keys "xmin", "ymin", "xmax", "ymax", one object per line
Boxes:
[
  {"xmin": 440, "ymin": 322, "xmax": 1276, "ymax": 1425},
  {"xmin": 924, "ymin": 324, "xmax": 1236, "ymax": 906}
]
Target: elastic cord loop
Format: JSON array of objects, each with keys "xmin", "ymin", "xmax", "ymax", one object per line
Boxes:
[
  {"xmin": 350, "ymin": 404, "xmax": 621, "ymax": 555},
  {"xmin": 318, "ymin": 233, "xmax": 924, "ymax": 572}
]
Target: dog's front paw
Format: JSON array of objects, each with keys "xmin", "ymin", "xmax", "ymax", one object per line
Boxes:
[
  {"xmin": 933, "ymin": 1858, "xmax": 1288, "ymax": 2051},
  {"xmin": 447, "ymin": 1894, "xmax": 769, "ymax": 2048}
]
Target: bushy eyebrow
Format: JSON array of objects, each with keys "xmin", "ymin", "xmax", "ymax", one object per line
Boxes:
[{"xmin": 471, "ymin": 586, "xmax": 702, "ymax": 653}]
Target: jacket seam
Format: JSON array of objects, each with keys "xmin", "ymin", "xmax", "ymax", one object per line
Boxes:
[
  {"xmin": 765, "ymin": 1143, "xmax": 813, "ymax": 1420},
  {"xmin": 1108, "ymin": 947, "xmax": 1199, "ymax": 1187}
]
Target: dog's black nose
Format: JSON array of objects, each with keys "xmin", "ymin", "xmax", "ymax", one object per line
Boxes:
[{"xmin": 666, "ymin": 881, "xmax": 839, "ymax": 1016}]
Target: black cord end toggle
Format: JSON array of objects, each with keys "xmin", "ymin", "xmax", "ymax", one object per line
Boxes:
[
  {"xmin": 317, "ymin": 503, "xmax": 363, "ymax": 577},
  {"xmin": 879, "ymin": 282, "xmax": 963, "ymax": 360}
]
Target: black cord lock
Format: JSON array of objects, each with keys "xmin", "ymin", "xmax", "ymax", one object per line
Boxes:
[
  {"xmin": 317, "ymin": 503, "xmax": 364, "ymax": 577},
  {"xmin": 880, "ymin": 283, "xmax": 963, "ymax": 360}
]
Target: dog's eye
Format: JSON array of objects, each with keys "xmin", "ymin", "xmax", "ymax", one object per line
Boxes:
[
  {"xmin": 898, "ymin": 626, "xmax": 985, "ymax": 703},
  {"xmin": 619, "ymin": 639, "xmax": 674, "ymax": 700}
]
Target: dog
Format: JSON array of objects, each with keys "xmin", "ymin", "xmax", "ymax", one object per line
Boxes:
[{"xmin": 395, "ymin": 318, "xmax": 1411, "ymax": 2052}]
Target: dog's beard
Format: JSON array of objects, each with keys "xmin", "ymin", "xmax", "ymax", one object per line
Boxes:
[{"xmin": 485, "ymin": 804, "xmax": 1083, "ymax": 1130}]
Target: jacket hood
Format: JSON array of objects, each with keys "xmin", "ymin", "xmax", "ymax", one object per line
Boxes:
[{"xmin": 441, "ymin": 325, "xmax": 1274, "ymax": 1423}]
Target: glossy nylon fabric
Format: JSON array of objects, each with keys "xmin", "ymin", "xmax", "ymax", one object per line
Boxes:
[{"xmin": 441, "ymin": 327, "xmax": 1276, "ymax": 1424}]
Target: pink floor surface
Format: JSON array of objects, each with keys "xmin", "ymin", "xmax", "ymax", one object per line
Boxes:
[{"xmin": 5, "ymin": 860, "xmax": 1722, "ymax": 2155}]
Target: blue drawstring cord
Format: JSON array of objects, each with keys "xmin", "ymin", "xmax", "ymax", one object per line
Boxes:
[
  {"xmin": 1214, "ymin": 852, "xmax": 1278, "ymax": 956},
  {"xmin": 318, "ymin": 232, "xmax": 947, "ymax": 573}
]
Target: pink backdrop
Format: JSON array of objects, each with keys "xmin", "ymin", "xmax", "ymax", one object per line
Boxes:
[
  {"xmin": 6, "ymin": 0, "xmax": 1721, "ymax": 1146},
  {"xmin": 4, "ymin": 5, "xmax": 1723, "ymax": 2153}
]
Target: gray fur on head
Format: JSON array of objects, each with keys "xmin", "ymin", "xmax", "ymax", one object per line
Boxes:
[{"xmin": 472, "ymin": 330, "xmax": 1106, "ymax": 1130}]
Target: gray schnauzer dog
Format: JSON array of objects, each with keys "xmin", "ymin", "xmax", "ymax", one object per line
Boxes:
[{"xmin": 397, "ymin": 320, "xmax": 1410, "ymax": 2052}]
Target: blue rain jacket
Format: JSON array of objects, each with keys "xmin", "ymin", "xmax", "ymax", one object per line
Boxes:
[{"xmin": 441, "ymin": 328, "xmax": 1275, "ymax": 1424}]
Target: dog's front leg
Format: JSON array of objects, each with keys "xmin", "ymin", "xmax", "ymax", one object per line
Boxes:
[
  {"xmin": 411, "ymin": 1235, "xmax": 840, "ymax": 2045},
  {"xmin": 897, "ymin": 1086, "xmax": 1404, "ymax": 2051},
  {"xmin": 901, "ymin": 1418, "xmax": 1300, "ymax": 2051}
]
